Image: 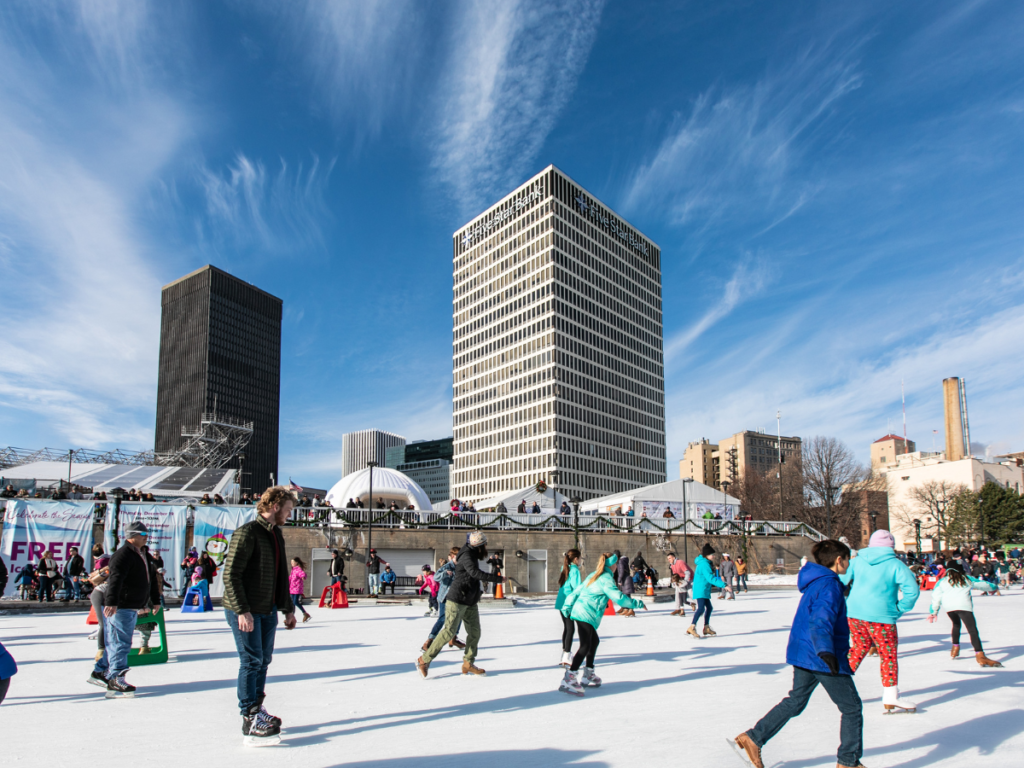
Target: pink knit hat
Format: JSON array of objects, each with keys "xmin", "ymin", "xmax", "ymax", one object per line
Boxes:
[{"xmin": 868, "ymin": 530, "xmax": 896, "ymax": 548}]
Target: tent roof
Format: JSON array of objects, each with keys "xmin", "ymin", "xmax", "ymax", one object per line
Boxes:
[
  {"xmin": 580, "ymin": 478, "xmax": 740, "ymax": 513},
  {"xmin": 461, "ymin": 485, "xmax": 570, "ymax": 512},
  {"xmin": 0, "ymin": 461, "xmax": 236, "ymax": 498},
  {"xmin": 326, "ymin": 467, "xmax": 432, "ymax": 510}
]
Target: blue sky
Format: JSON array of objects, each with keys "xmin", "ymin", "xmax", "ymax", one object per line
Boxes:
[{"xmin": 1, "ymin": 1, "xmax": 1022, "ymax": 490}]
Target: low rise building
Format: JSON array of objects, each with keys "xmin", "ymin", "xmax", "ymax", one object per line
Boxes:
[
  {"xmin": 870, "ymin": 434, "xmax": 916, "ymax": 470},
  {"xmin": 680, "ymin": 430, "xmax": 802, "ymax": 489}
]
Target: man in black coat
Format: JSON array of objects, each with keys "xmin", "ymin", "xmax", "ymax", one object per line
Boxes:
[
  {"xmin": 66, "ymin": 546, "xmax": 85, "ymax": 602},
  {"xmin": 92, "ymin": 521, "xmax": 160, "ymax": 696},
  {"xmin": 417, "ymin": 531, "xmax": 503, "ymax": 678}
]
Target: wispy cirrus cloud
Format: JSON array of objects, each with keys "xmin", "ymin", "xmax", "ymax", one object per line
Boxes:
[{"xmin": 430, "ymin": 0, "xmax": 605, "ymax": 214}]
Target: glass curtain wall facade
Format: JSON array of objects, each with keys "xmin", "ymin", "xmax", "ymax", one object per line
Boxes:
[
  {"xmin": 341, "ymin": 430, "xmax": 406, "ymax": 478},
  {"xmin": 452, "ymin": 166, "xmax": 666, "ymax": 503}
]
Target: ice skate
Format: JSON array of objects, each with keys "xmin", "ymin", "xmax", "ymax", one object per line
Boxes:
[
  {"xmin": 87, "ymin": 670, "xmax": 108, "ymax": 688},
  {"xmin": 559, "ymin": 651, "xmax": 572, "ymax": 667},
  {"xmin": 256, "ymin": 694, "xmax": 282, "ymax": 727},
  {"xmin": 670, "ymin": 608, "xmax": 682, "ymax": 616},
  {"xmin": 703, "ymin": 624, "xmax": 717, "ymax": 637},
  {"xmin": 728, "ymin": 732, "xmax": 764, "ymax": 768},
  {"xmin": 104, "ymin": 675, "xmax": 136, "ymax": 698},
  {"xmin": 976, "ymin": 652, "xmax": 1003, "ymax": 668},
  {"xmin": 559, "ymin": 668, "xmax": 584, "ymax": 697},
  {"xmin": 950, "ymin": 644, "xmax": 959, "ymax": 659},
  {"xmin": 462, "ymin": 660, "xmax": 486, "ymax": 675},
  {"xmin": 686, "ymin": 624, "xmax": 701, "ymax": 639},
  {"xmin": 243, "ymin": 704, "xmax": 281, "ymax": 747},
  {"xmin": 881, "ymin": 686, "xmax": 916, "ymax": 713},
  {"xmin": 620, "ymin": 607, "xmax": 636, "ymax": 617},
  {"xmin": 302, "ymin": 614, "xmax": 311, "ymax": 623},
  {"xmin": 415, "ymin": 657, "xmax": 430, "ymax": 678},
  {"xmin": 580, "ymin": 666, "xmax": 602, "ymax": 687},
  {"xmin": 448, "ymin": 638, "xmax": 466, "ymax": 650},
  {"xmin": 421, "ymin": 639, "xmax": 431, "ymax": 652}
]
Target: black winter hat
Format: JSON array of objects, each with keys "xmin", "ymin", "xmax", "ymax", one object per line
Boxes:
[{"xmin": 701, "ymin": 543, "xmax": 715, "ymax": 557}]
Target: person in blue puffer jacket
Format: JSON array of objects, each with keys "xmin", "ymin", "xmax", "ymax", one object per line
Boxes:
[
  {"xmin": 558, "ymin": 552, "xmax": 645, "ymax": 696},
  {"xmin": 555, "ymin": 549, "xmax": 582, "ymax": 667},
  {"xmin": 732, "ymin": 539, "xmax": 863, "ymax": 768},
  {"xmin": 688, "ymin": 543, "xmax": 726, "ymax": 638},
  {"xmin": 839, "ymin": 529, "xmax": 920, "ymax": 713},
  {"xmin": 0, "ymin": 638, "xmax": 16, "ymax": 705}
]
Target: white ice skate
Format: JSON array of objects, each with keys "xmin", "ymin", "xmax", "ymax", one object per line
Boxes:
[
  {"xmin": 559, "ymin": 651, "xmax": 572, "ymax": 667},
  {"xmin": 882, "ymin": 686, "xmax": 916, "ymax": 713},
  {"xmin": 580, "ymin": 666, "xmax": 602, "ymax": 687},
  {"xmin": 558, "ymin": 669, "xmax": 584, "ymax": 697}
]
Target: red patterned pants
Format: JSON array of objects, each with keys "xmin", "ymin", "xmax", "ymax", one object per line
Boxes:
[{"xmin": 848, "ymin": 618, "xmax": 899, "ymax": 687}]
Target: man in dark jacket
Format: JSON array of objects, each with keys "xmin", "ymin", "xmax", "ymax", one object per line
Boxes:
[
  {"xmin": 328, "ymin": 550, "xmax": 345, "ymax": 587},
  {"xmin": 65, "ymin": 546, "xmax": 85, "ymax": 602},
  {"xmin": 417, "ymin": 530, "xmax": 503, "ymax": 678},
  {"xmin": 733, "ymin": 539, "xmax": 861, "ymax": 768},
  {"xmin": 92, "ymin": 522, "xmax": 161, "ymax": 696},
  {"xmin": 366, "ymin": 549, "xmax": 388, "ymax": 595},
  {"xmin": 222, "ymin": 486, "xmax": 297, "ymax": 745}
]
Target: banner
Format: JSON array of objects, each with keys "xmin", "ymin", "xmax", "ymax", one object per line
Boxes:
[
  {"xmin": 640, "ymin": 500, "xmax": 682, "ymax": 518},
  {"xmin": 104, "ymin": 504, "xmax": 190, "ymax": 594},
  {"xmin": 193, "ymin": 506, "xmax": 257, "ymax": 597},
  {"xmin": 1, "ymin": 500, "xmax": 95, "ymax": 598},
  {"xmin": 693, "ymin": 503, "xmax": 739, "ymax": 521}
]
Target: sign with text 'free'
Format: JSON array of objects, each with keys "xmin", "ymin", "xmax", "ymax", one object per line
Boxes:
[{"xmin": 1, "ymin": 500, "xmax": 95, "ymax": 597}]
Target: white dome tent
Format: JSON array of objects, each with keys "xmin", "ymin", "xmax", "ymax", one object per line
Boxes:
[{"xmin": 325, "ymin": 466, "xmax": 432, "ymax": 510}]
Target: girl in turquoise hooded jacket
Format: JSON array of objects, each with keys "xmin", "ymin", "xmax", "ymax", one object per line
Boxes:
[
  {"xmin": 558, "ymin": 552, "xmax": 645, "ymax": 696},
  {"xmin": 556, "ymin": 549, "xmax": 582, "ymax": 667},
  {"xmin": 688, "ymin": 544, "xmax": 725, "ymax": 638}
]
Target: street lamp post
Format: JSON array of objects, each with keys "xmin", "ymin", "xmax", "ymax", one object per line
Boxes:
[
  {"xmin": 366, "ymin": 461, "xmax": 377, "ymax": 595},
  {"xmin": 110, "ymin": 487, "xmax": 125, "ymax": 548},
  {"xmin": 721, "ymin": 481, "xmax": 730, "ymax": 535},
  {"xmin": 913, "ymin": 518, "xmax": 922, "ymax": 561},
  {"xmin": 682, "ymin": 478, "xmax": 694, "ymax": 565},
  {"xmin": 571, "ymin": 495, "xmax": 582, "ymax": 550},
  {"xmin": 67, "ymin": 449, "xmax": 73, "ymax": 494}
]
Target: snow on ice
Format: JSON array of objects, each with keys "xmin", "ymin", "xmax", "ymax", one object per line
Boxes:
[{"xmin": 2, "ymin": 589, "xmax": 1022, "ymax": 766}]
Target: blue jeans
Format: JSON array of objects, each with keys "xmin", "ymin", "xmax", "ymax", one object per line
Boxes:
[
  {"xmin": 71, "ymin": 577, "xmax": 83, "ymax": 600},
  {"xmin": 691, "ymin": 597, "xmax": 713, "ymax": 626},
  {"xmin": 96, "ymin": 609, "xmax": 139, "ymax": 678},
  {"xmin": 368, "ymin": 573, "xmax": 379, "ymax": 594},
  {"xmin": 225, "ymin": 609, "xmax": 278, "ymax": 716},
  {"xmin": 428, "ymin": 599, "xmax": 463, "ymax": 640},
  {"xmin": 291, "ymin": 593, "xmax": 309, "ymax": 616},
  {"xmin": 749, "ymin": 666, "xmax": 863, "ymax": 767}
]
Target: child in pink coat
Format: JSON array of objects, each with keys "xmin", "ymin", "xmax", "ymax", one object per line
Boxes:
[
  {"xmin": 419, "ymin": 566, "xmax": 439, "ymax": 616},
  {"xmin": 290, "ymin": 557, "xmax": 312, "ymax": 623}
]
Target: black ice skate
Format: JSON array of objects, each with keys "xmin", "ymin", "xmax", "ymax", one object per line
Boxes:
[
  {"xmin": 256, "ymin": 693, "xmax": 282, "ymax": 727},
  {"xmin": 243, "ymin": 704, "xmax": 282, "ymax": 747},
  {"xmin": 104, "ymin": 675, "xmax": 136, "ymax": 698},
  {"xmin": 87, "ymin": 670, "xmax": 108, "ymax": 688}
]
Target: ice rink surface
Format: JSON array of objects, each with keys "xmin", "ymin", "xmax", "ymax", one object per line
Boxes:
[{"xmin": 2, "ymin": 589, "xmax": 1022, "ymax": 767}]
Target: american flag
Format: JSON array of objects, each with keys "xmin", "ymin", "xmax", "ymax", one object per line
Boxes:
[{"xmin": 288, "ymin": 478, "xmax": 303, "ymax": 492}]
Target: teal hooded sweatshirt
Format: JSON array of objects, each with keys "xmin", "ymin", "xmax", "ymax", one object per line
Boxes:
[
  {"xmin": 555, "ymin": 563, "xmax": 581, "ymax": 612},
  {"xmin": 839, "ymin": 546, "xmax": 920, "ymax": 624},
  {"xmin": 560, "ymin": 554, "xmax": 644, "ymax": 629}
]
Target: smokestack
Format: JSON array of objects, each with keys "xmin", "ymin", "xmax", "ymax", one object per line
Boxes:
[{"xmin": 943, "ymin": 377, "xmax": 967, "ymax": 461}]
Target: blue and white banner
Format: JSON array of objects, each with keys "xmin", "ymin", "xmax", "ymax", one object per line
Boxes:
[
  {"xmin": 193, "ymin": 505, "xmax": 257, "ymax": 597},
  {"xmin": 104, "ymin": 504, "xmax": 190, "ymax": 594},
  {"xmin": 1, "ymin": 500, "xmax": 95, "ymax": 597}
]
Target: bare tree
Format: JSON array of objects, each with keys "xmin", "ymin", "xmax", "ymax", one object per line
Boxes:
[
  {"xmin": 890, "ymin": 480, "xmax": 972, "ymax": 546},
  {"xmin": 731, "ymin": 455, "xmax": 805, "ymax": 521},
  {"xmin": 799, "ymin": 436, "xmax": 865, "ymax": 540}
]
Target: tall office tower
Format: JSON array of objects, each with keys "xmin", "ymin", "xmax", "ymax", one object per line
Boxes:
[
  {"xmin": 341, "ymin": 429, "xmax": 406, "ymax": 478},
  {"xmin": 451, "ymin": 166, "xmax": 666, "ymax": 503},
  {"xmin": 155, "ymin": 265, "xmax": 282, "ymax": 493}
]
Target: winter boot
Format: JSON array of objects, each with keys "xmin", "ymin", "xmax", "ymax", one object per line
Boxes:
[
  {"xmin": 950, "ymin": 644, "xmax": 959, "ymax": 659},
  {"xmin": 256, "ymin": 693, "xmax": 282, "ymax": 727},
  {"xmin": 976, "ymin": 652, "xmax": 1003, "ymax": 668},
  {"xmin": 104, "ymin": 675, "xmax": 136, "ymax": 698},
  {"xmin": 421, "ymin": 639, "xmax": 431, "ymax": 652},
  {"xmin": 729, "ymin": 732, "xmax": 764, "ymax": 768},
  {"xmin": 881, "ymin": 686, "xmax": 916, "ymax": 713},
  {"xmin": 703, "ymin": 624, "xmax": 717, "ymax": 637},
  {"xmin": 686, "ymin": 624, "xmax": 701, "ymax": 639},
  {"xmin": 580, "ymin": 666, "xmax": 602, "ymax": 687},
  {"xmin": 559, "ymin": 651, "xmax": 572, "ymax": 667},
  {"xmin": 449, "ymin": 638, "xmax": 466, "ymax": 650},
  {"xmin": 415, "ymin": 657, "xmax": 430, "ymax": 678},
  {"xmin": 87, "ymin": 670, "xmax": 108, "ymax": 688},
  {"xmin": 302, "ymin": 613, "xmax": 311, "ymax": 623},
  {"xmin": 670, "ymin": 608, "xmax": 681, "ymax": 616},
  {"xmin": 559, "ymin": 668, "xmax": 584, "ymax": 696},
  {"xmin": 462, "ymin": 660, "xmax": 486, "ymax": 676},
  {"xmin": 243, "ymin": 703, "xmax": 281, "ymax": 747}
]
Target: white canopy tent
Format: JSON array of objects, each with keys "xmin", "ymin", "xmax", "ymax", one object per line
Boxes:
[
  {"xmin": 579, "ymin": 478, "xmax": 741, "ymax": 519},
  {"xmin": 461, "ymin": 485, "xmax": 571, "ymax": 513},
  {"xmin": 326, "ymin": 466, "xmax": 432, "ymax": 510}
]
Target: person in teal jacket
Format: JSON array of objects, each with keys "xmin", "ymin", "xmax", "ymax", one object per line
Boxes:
[
  {"xmin": 839, "ymin": 529, "xmax": 920, "ymax": 713},
  {"xmin": 556, "ymin": 549, "xmax": 582, "ymax": 667},
  {"xmin": 927, "ymin": 562, "xmax": 1002, "ymax": 667},
  {"xmin": 558, "ymin": 552, "xmax": 645, "ymax": 696},
  {"xmin": 688, "ymin": 544, "xmax": 725, "ymax": 639}
]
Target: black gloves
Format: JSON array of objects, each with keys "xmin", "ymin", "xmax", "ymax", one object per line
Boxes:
[{"xmin": 818, "ymin": 652, "xmax": 839, "ymax": 675}]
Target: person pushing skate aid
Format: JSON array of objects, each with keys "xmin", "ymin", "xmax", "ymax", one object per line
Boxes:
[{"xmin": 732, "ymin": 539, "xmax": 866, "ymax": 768}]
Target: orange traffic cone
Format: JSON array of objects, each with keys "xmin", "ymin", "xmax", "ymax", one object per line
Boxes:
[
  {"xmin": 86, "ymin": 605, "xmax": 99, "ymax": 625},
  {"xmin": 646, "ymin": 576, "xmax": 654, "ymax": 597},
  {"xmin": 495, "ymin": 581, "xmax": 505, "ymax": 599},
  {"xmin": 604, "ymin": 599, "xmax": 616, "ymax": 616},
  {"xmin": 331, "ymin": 585, "xmax": 349, "ymax": 609}
]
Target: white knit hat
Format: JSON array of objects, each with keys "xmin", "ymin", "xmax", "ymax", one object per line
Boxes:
[{"xmin": 468, "ymin": 530, "xmax": 487, "ymax": 547}]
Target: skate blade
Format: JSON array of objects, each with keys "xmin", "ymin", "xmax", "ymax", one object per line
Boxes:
[
  {"xmin": 726, "ymin": 737, "xmax": 782, "ymax": 768},
  {"xmin": 86, "ymin": 678, "xmax": 108, "ymax": 689},
  {"xmin": 558, "ymin": 687, "xmax": 585, "ymax": 697},
  {"xmin": 883, "ymin": 706, "xmax": 916, "ymax": 714},
  {"xmin": 582, "ymin": 681, "xmax": 602, "ymax": 688},
  {"xmin": 104, "ymin": 690, "xmax": 136, "ymax": 699},
  {"xmin": 243, "ymin": 734, "xmax": 282, "ymax": 747}
]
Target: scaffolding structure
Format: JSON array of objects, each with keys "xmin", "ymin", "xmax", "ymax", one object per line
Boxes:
[{"xmin": 164, "ymin": 412, "xmax": 253, "ymax": 469}]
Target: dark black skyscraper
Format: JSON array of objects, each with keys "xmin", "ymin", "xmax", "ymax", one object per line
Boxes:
[{"xmin": 155, "ymin": 265, "xmax": 282, "ymax": 493}]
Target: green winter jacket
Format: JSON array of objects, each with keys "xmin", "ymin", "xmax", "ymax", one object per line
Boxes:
[
  {"xmin": 555, "ymin": 563, "xmax": 581, "ymax": 612},
  {"xmin": 222, "ymin": 514, "xmax": 293, "ymax": 616},
  {"xmin": 560, "ymin": 554, "xmax": 644, "ymax": 629}
]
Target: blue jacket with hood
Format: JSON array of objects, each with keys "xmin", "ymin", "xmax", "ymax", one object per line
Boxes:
[
  {"xmin": 0, "ymin": 639, "xmax": 16, "ymax": 680},
  {"xmin": 691, "ymin": 555, "xmax": 725, "ymax": 599},
  {"xmin": 787, "ymin": 562, "xmax": 853, "ymax": 675},
  {"xmin": 839, "ymin": 546, "xmax": 920, "ymax": 624}
]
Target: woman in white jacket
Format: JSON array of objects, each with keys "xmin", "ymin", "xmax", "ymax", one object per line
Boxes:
[{"xmin": 928, "ymin": 562, "xmax": 1002, "ymax": 667}]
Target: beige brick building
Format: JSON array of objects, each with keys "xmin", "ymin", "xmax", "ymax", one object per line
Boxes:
[
  {"xmin": 870, "ymin": 434, "xmax": 916, "ymax": 470},
  {"xmin": 680, "ymin": 430, "xmax": 801, "ymax": 489}
]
